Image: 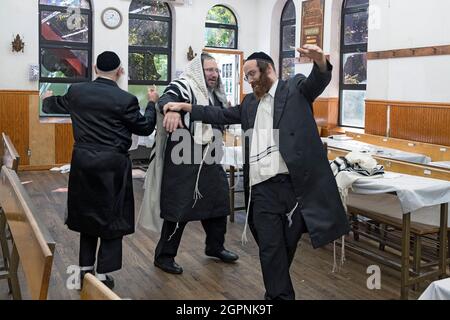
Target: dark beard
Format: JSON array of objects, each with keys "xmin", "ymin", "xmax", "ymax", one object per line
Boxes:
[{"xmin": 252, "ymin": 71, "xmax": 273, "ymax": 99}]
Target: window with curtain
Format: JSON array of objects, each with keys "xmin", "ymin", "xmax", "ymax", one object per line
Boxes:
[
  {"xmin": 339, "ymin": 0, "xmax": 369, "ymax": 128},
  {"xmin": 39, "ymin": 0, "xmax": 92, "ymax": 116},
  {"xmin": 204, "ymin": 5, "xmax": 238, "ymax": 49},
  {"xmin": 279, "ymin": 0, "xmax": 296, "ymax": 80},
  {"xmin": 128, "ymin": 0, "xmax": 172, "ymax": 107}
]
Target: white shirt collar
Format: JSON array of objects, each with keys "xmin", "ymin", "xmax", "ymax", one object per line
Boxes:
[{"xmin": 267, "ymin": 79, "xmax": 278, "ymax": 98}]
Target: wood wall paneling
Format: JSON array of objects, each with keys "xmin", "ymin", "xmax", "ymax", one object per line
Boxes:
[
  {"xmin": 28, "ymin": 94, "xmax": 55, "ymax": 166},
  {"xmin": 313, "ymin": 97, "xmax": 338, "ymax": 126},
  {"xmin": 390, "ymin": 105, "xmax": 450, "ymax": 146},
  {"xmin": 0, "ymin": 91, "xmax": 30, "ymax": 165},
  {"xmin": 365, "ymin": 100, "xmax": 450, "ymax": 146},
  {"xmin": 55, "ymin": 124, "xmax": 74, "ymax": 164},
  {"xmin": 364, "ymin": 100, "xmax": 388, "ymax": 136}
]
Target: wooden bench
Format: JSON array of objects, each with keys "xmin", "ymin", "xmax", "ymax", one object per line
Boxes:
[
  {"xmin": 344, "ymin": 132, "xmax": 450, "ymax": 162},
  {"xmin": 0, "ymin": 166, "xmax": 56, "ymax": 299},
  {"xmin": 1, "ymin": 132, "xmax": 20, "ymax": 172},
  {"xmin": 80, "ymin": 273, "xmax": 121, "ymax": 300},
  {"xmin": 327, "ymin": 146, "xmax": 449, "ymax": 299},
  {"xmin": 347, "ymin": 192, "xmax": 449, "ymax": 291},
  {"xmin": 0, "ymin": 132, "xmax": 20, "ymax": 294}
]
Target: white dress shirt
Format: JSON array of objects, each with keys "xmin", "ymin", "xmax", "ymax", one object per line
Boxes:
[{"xmin": 249, "ymin": 80, "xmax": 289, "ymax": 186}]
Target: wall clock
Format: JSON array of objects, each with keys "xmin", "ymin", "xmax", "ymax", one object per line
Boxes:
[{"xmin": 102, "ymin": 8, "xmax": 122, "ymax": 29}]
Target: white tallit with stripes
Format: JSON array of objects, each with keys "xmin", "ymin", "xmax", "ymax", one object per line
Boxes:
[
  {"xmin": 329, "ymin": 151, "xmax": 384, "ymax": 272},
  {"xmin": 138, "ymin": 55, "xmax": 227, "ymax": 232},
  {"xmin": 166, "ymin": 55, "xmax": 227, "ymax": 144},
  {"xmin": 242, "ymin": 80, "xmax": 295, "ymax": 244},
  {"xmin": 138, "ymin": 102, "xmax": 166, "ymax": 232},
  {"xmin": 249, "ymin": 80, "xmax": 289, "ymax": 187}
]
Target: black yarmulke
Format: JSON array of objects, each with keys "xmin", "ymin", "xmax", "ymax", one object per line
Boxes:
[
  {"xmin": 96, "ymin": 51, "xmax": 121, "ymax": 72},
  {"xmin": 246, "ymin": 52, "xmax": 274, "ymax": 65}
]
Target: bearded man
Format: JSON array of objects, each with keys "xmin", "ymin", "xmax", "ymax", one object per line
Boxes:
[
  {"xmin": 162, "ymin": 45, "xmax": 350, "ymax": 299},
  {"xmin": 141, "ymin": 53, "xmax": 239, "ymax": 275}
]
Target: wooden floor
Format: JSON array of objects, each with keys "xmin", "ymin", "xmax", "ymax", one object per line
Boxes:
[{"xmin": 0, "ymin": 170, "xmax": 428, "ymax": 300}]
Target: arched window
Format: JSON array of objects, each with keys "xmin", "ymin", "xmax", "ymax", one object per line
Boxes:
[
  {"xmin": 279, "ymin": 0, "xmax": 296, "ymax": 80},
  {"xmin": 39, "ymin": 0, "xmax": 92, "ymax": 116},
  {"xmin": 205, "ymin": 5, "xmax": 238, "ymax": 49},
  {"xmin": 339, "ymin": 0, "xmax": 369, "ymax": 128},
  {"xmin": 129, "ymin": 0, "xmax": 172, "ymax": 86}
]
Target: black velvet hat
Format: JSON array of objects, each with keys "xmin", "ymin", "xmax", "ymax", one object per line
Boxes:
[
  {"xmin": 246, "ymin": 52, "xmax": 274, "ymax": 65},
  {"xmin": 96, "ymin": 51, "xmax": 121, "ymax": 72}
]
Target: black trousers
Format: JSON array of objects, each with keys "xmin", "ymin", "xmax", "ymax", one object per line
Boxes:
[
  {"xmin": 79, "ymin": 233, "xmax": 123, "ymax": 273},
  {"xmin": 155, "ymin": 216, "xmax": 227, "ymax": 263},
  {"xmin": 250, "ymin": 174, "xmax": 307, "ymax": 300}
]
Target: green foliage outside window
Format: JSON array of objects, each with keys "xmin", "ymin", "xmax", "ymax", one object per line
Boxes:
[
  {"xmin": 205, "ymin": 5, "xmax": 237, "ymax": 49},
  {"xmin": 206, "ymin": 6, "xmax": 236, "ymax": 24}
]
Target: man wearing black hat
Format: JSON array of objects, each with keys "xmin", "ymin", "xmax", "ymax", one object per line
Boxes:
[
  {"xmin": 42, "ymin": 51, "xmax": 158, "ymax": 289},
  {"xmin": 163, "ymin": 44, "xmax": 350, "ymax": 300}
]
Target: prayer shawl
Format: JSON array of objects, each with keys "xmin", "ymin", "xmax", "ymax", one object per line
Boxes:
[
  {"xmin": 249, "ymin": 82, "xmax": 289, "ymax": 187},
  {"xmin": 242, "ymin": 85, "xmax": 294, "ymax": 244},
  {"xmin": 330, "ymin": 151, "xmax": 384, "ymax": 272},
  {"xmin": 138, "ymin": 55, "xmax": 227, "ymax": 232}
]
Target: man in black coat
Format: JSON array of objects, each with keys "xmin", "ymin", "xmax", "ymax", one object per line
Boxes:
[
  {"xmin": 42, "ymin": 51, "xmax": 157, "ymax": 289},
  {"xmin": 152, "ymin": 53, "xmax": 238, "ymax": 275},
  {"xmin": 163, "ymin": 45, "xmax": 350, "ymax": 300}
]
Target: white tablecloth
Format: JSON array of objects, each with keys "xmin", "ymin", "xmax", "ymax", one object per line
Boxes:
[
  {"xmin": 129, "ymin": 108, "xmax": 156, "ymax": 151},
  {"xmin": 351, "ymin": 171, "xmax": 450, "ymax": 213},
  {"xmin": 323, "ymin": 137, "xmax": 431, "ymax": 164},
  {"xmin": 429, "ymin": 161, "xmax": 450, "ymax": 169},
  {"xmin": 419, "ymin": 278, "xmax": 450, "ymax": 300},
  {"xmin": 129, "ymin": 133, "xmax": 155, "ymax": 151},
  {"xmin": 221, "ymin": 146, "xmax": 243, "ymax": 167}
]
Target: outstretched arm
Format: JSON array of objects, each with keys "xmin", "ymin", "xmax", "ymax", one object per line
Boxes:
[
  {"xmin": 42, "ymin": 88, "xmax": 71, "ymax": 114},
  {"xmin": 162, "ymin": 102, "xmax": 243, "ymax": 133},
  {"xmin": 295, "ymin": 45, "xmax": 332, "ymax": 104},
  {"xmin": 122, "ymin": 90, "xmax": 157, "ymax": 136},
  {"xmin": 157, "ymin": 80, "xmax": 191, "ymax": 132}
]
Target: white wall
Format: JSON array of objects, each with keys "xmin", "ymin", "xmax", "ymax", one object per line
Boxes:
[
  {"xmin": 367, "ymin": 0, "xmax": 450, "ymax": 102},
  {"xmin": 0, "ymin": 0, "xmax": 39, "ymax": 90},
  {"xmin": 91, "ymin": 0, "xmax": 132, "ymax": 90}
]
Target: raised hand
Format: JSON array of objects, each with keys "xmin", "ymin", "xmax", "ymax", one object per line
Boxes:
[
  {"xmin": 42, "ymin": 90, "xmax": 54, "ymax": 99},
  {"xmin": 297, "ymin": 44, "xmax": 327, "ymax": 71},
  {"xmin": 147, "ymin": 85, "xmax": 159, "ymax": 103}
]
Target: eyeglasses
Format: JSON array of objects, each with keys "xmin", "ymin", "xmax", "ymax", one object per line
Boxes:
[
  {"xmin": 244, "ymin": 70, "xmax": 258, "ymax": 82},
  {"xmin": 204, "ymin": 68, "xmax": 221, "ymax": 74}
]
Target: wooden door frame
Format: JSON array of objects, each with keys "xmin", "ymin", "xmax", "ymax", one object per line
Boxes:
[{"xmin": 202, "ymin": 48, "xmax": 244, "ymax": 103}]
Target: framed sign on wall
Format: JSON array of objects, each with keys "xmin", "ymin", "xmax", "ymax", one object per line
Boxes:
[{"xmin": 300, "ymin": 0, "xmax": 325, "ymax": 63}]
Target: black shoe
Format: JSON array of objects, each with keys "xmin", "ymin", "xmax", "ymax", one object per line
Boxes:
[
  {"xmin": 154, "ymin": 260, "xmax": 183, "ymax": 274},
  {"xmin": 205, "ymin": 249, "xmax": 239, "ymax": 263},
  {"xmin": 100, "ymin": 275, "xmax": 115, "ymax": 290}
]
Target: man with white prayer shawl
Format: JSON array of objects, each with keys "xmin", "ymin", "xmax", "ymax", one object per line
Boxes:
[{"xmin": 141, "ymin": 53, "xmax": 238, "ymax": 275}]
